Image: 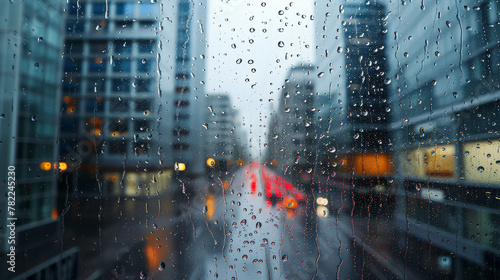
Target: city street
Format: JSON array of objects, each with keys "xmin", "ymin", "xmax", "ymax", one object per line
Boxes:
[{"xmin": 66, "ymin": 163, "xmax": 414, "ymax": 280}]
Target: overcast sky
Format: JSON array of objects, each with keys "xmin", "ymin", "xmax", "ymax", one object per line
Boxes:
[{"xmin": 206, "ymin": 0, "xmax": 315, "ymax": 159}]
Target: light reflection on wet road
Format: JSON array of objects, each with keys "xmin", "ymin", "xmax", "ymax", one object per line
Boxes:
[{"xmin": 185, "ymin": 163, "xmax": 354, "ymax": 279}]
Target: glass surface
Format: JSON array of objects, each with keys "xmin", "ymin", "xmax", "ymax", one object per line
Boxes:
[{"xmin": 1, "ymin": 0, "xmax": 499, "ymax": 279}]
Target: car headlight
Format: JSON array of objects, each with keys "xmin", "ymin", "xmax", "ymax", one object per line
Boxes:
[
  {"xmin": 316, "ymin": 206, "xmax": 329, "ymax": 217},
  {"xmin": 316, "ymin": 197, "xmax": 328, "ymax": 206}
]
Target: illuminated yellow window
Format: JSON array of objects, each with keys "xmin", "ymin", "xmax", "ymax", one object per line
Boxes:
[{"xmin": 463, "ymin": 140, "xmax": 500, "ymax": 184}]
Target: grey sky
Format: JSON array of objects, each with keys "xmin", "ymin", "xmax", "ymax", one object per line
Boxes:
[{"xmin": 206, "ymin": 0, "xmax": 315, "ymax": 159}]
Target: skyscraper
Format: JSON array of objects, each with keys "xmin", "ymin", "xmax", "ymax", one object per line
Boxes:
[
  {"xmin": 265, "ymin": 64, "xmax": 319, "ymax": 187},
  {"xmin": 0, "ymin": 0, "xmax": 78, "ymax": 278},
  {"xmin": 58, "ymin": 0, "xmax": 211, "ymax": 198},
  {"xmin": 204, "ymin": 94, "xmax": 247, "ymax": 171},
  {"xmin": 171, "ymin": 0, "xmax": 208, "ymax": 177}
]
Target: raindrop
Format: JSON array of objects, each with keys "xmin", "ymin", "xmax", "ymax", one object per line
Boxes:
[
  {"xmin": 139, "ymin": 271, "xmax": 147, "ymax": 280},
  {"xmin": 31, "ymin": 115, "xmax": 37, "ymax": 122},
  {"xmin": 282, "ymin": 255, "xmax": 288, "ymax": 261},
  {"xmin": 278, "ymin": 41, "xmax": 285, "ymax": 48},
  {"xmin": 317, "ymin": 72, "xmax": 324, "ymax": 78},
  {"xmin": 96, "ymin": 24, "xmax": 102, "ymax": 30},
  {"xmin": 231, "ymin": 43, "xmax": 236, "ymax": 49},
  {"xmin": 337, "ymin": 46, "xmax": 343, "ymax": 53},
  {"xmin": 306, "ymin": 168, "xmax": 312, "ymax": 173},
  {"xmin": 240, "ymin": 219, "xmax": 247, "ymax": 225},
  {"xmin": 256, "ymin": 222, "xmax": 262, "ymax": 229},
  {"xmin": 37, "ymin": 37, "xmax": 43, "ymax": 42},
  {"xmin": 158, "ymin": 262, "xmax": 165, "ymax": 271},
  {"xmin": 385, "ymin": 107, "xmax": 391, "ymax": 112},
  {"xmin": 384, "ymin": 78, "xmax": 392, "ymax": 85},
  {"xmin": 153, "ymin": 223, "xmax": 158, "ymax": 229},
  {"xmin": 453, "ymin": 92, "xmax": 458, "ymax": 98},
  {"xmin": 261, "ymin": 2, "xmax": 266, "ymax": 7},
  {"xmin": 446, "ymin": 21, "xmax": 451, "ymax": 28},
  {"xmin": 329, "ymin": 147, "xmax": 336, "ymax": 153},
  {"xmin": 278, "ymin": 10, "xmax": 284, "ymax": 15},
  {"xmin": 477, "ymin": 166, "xmax": 485, "ymax": 173},
  {"xmin": 353, "ymin": 133, "xmax": 359, "ymax": 139},
  {"xmin": 236, "ymin": 58, "xmax": 242, "ymax": 64},
  {"xmin": 202, "ymin": 123, "xmax": 208, "ymax": 129}
]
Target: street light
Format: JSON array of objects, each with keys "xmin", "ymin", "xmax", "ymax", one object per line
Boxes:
[
  {"xmin": 206, "ymin": 158, "xmax": 215, "ymax": 167},
  {"xmin": 175, "ymin": 162, "xmax": 186, "ymax": 171}
]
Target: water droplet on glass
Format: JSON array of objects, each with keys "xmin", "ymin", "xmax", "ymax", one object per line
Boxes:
[
  {"xmin": 37, "ymin": 37, "xmax": 43, "ymax": 42},
  {"xmin": 158, "ymin": 261, "xmax": 165, "ymax": 271},
  {"xmin": 31, "ymin": 115, "xmax": 37, "ymax": 122},
  {"xmin": 256, "ymin": 222, "xmax": 262, "ymax": 229},
  {"xmin": 236, "ymin": 58, "xmax": 242, "ymax": 64},
  {"xmin": 231, "ymin": 43, "xmax": 236, "ymax": 49},
  {"xmin": 477, "ymin": 166, "xmax": 485, "ymax": 173},
  {"xmin": 384, "ymin": 78, "xmax": 392, "ymax": 85},
  {"xmin": 337, "ymin": 46, "xmax": 343, "ymax": 53},
  {"xmin": 139, "ymin": 271, "xmax": 147, "ymax": 280},
  {"xmin": 278, "ymin": 41, "xmax": 285, "ymax": 48},
  {"xmin": 317, "ymin": 72, "xmax": 324, "ymax": 78},
  {"xmin": 282, "ymin": 255, "xmax": 288, "ymax": 261}
]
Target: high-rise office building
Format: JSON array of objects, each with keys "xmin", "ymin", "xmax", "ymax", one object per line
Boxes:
[
  {"xmin": 385, "ymin": 0, "xmax": 500, "ymax": 277},
  {"xmin": 60, "ymin": 0, "xmax": 171, "ymax": 197},
  {"xmin": 0, "ymin": 1, "xmax": 79, "ymax": 279},
  {"xmin": 204, "ymin": 94, "xmax": 247, "ymax": 170},
  {"xmin": 59, "ymin": 0, "xmax": 208, "ymax": 198},
  {"xmin": 265, "ymin": 65, "xmax": 319, "ymax": 186},
  {"xmin": 313, "ymin": 0, "xmax": 392, "ymax": 209},
  {"xmin": 171, "ymin": 0, "xmax": 208, "ymax": 177}
]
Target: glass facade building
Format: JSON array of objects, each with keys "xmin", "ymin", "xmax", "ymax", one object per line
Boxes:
[{"xmin": 0, "ymin": 1, "xmax": 79, "ymax": 279}]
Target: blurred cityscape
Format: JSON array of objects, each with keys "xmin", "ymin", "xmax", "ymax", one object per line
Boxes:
[{"xmin": 0, "ymin": 0, "xmax": 499, "ymax": 279}]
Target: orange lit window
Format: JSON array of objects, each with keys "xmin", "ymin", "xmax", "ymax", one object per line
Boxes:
[{"xmin": 354, "ymin": 153, "xmax": 393, "ymax": 176}]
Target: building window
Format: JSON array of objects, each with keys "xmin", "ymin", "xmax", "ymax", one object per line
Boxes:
[
  {"xmin": 135, "ymin": 99, "xmax": 151, "ymax": 112},
  {"xmin": 116, "ymin": 3, "xmax": 134, "ymax": 16},
  {"xmin": 110, "ymin": 98, "xmax": 129, "ymax": 112},
  {"xmin": 175, "ymin": 87, "xmax": 190, "ymax": 93},
  {"xmin": 113, "ymin": 58, "xmax": 132, "ymax": 72},
  {"xmin": 134, "ymin": 120, "xmax": 150, "ymax": 132},
  {"xmin": 92, "ymin": 3, "xmax": 106, "ymax": 16},
  {"xmin": 114, "ymin": 40, "xmax": 132, "ymax": 54},
  {"xmin": 173, "ymin": 143, "xmax": 189, "ymax": 150},
  {"xmin": 112, "ymin": 78, "xmax": 130, "ymax": 92},
  {"xmin": 89, "ymin": 40, "xmax": 108, "ymax": 54},
  {"xmin": 139, "ymin": 3, "xmax": 155, "ymax": 16},
  {"xmin": 138, "ymin": 40, "xmax": 155, "ymax": 53},
  {"xmin": 88, "ymin": 58, "xmax": 106, "ymax": 72},
  {"xmin": 109, "ymin": 140, "xmax": 126, "ymax": 154},
  {"xmin": 137, "ymin": 59, "xmax": 152, "ymax": 73},
  {"xmin": 174, "ymin": 100, "xmax": 189, "ymax": 107},
  {"xmin": 135, "ymin": 79, "xmax": 152, "ymax": 93},
  {"xmin": 173, "ymin": 127, "xmax": 189, "ymax": 136}
]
